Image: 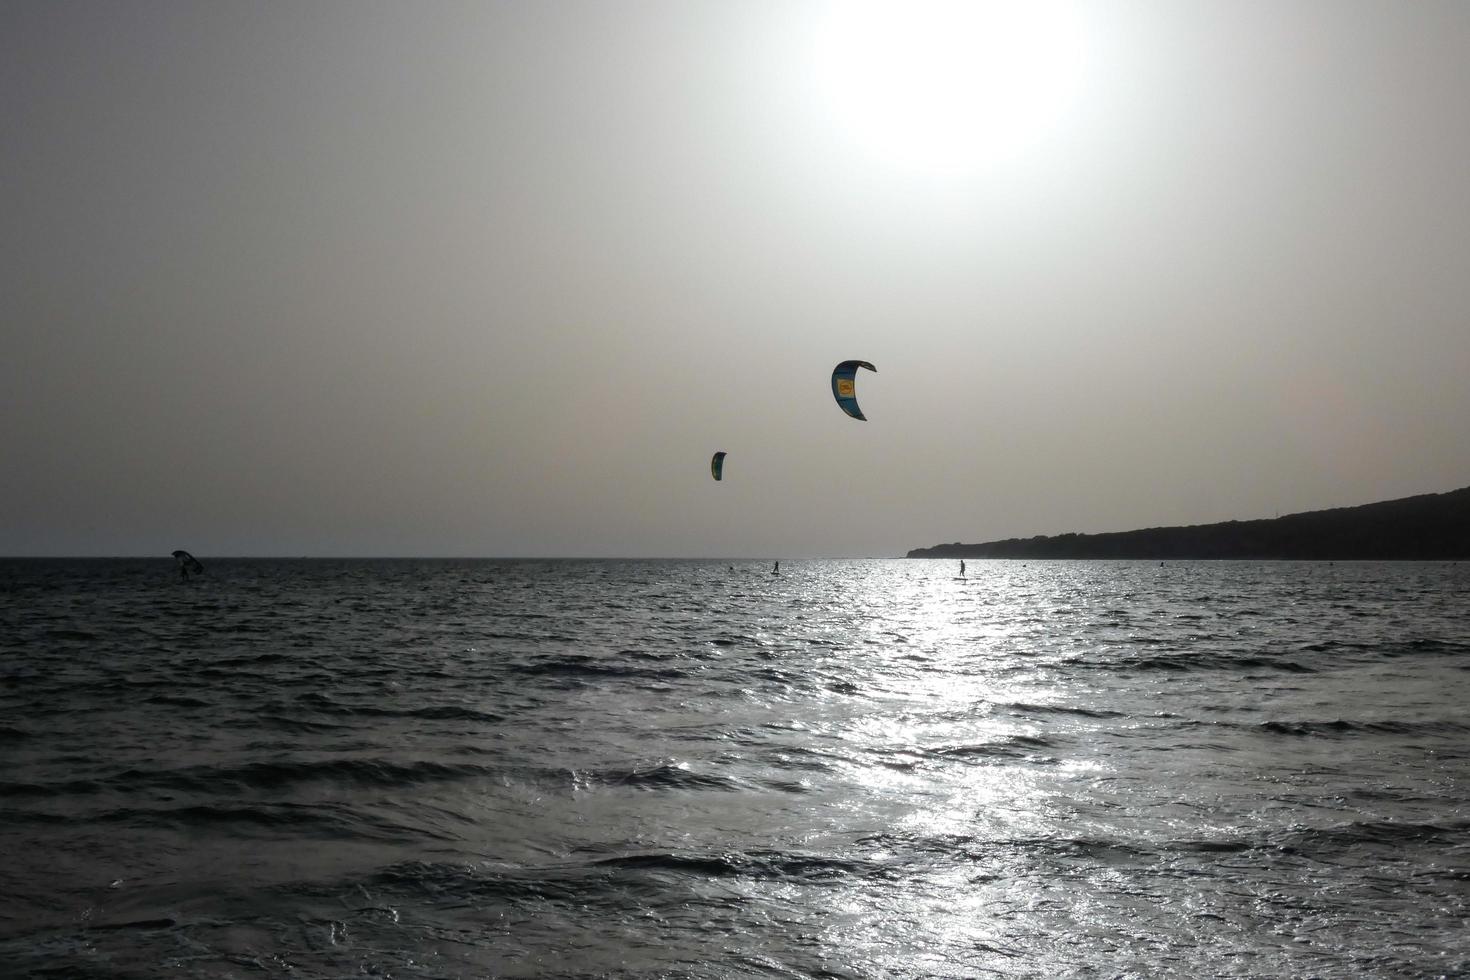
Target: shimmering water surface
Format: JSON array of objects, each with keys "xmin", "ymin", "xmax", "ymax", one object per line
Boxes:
[{"xmin": 2, "ymin": 559, "xmax": 1467, "ymax": 978}]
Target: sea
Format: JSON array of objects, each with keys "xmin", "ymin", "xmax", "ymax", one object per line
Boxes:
[{"xmin": 1, "ymin": 558, "xmax": 1467, "ymax": 979}]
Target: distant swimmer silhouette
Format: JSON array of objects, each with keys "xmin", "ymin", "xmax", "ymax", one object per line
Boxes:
[
  {"xmin": 172, "ymin": 549, "xmax": 204, "ymax": 581},
  {"xmin": 959, "ymin": 560, "xmax": 966, "ymax": 579},
  {"xmin": 772, "ymin": 561, "xmax": 779, "ymax": 576}
]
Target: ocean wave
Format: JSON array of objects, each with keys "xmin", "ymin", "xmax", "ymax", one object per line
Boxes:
[
  {"xmin": 1, "ymin": 758, "xmax": 509, "ymax": 799},
  {"xmin": 1127, "ymin": 652, "xmax": 1317, "ymax": 674},
  {"xmin": 141, "ymin": 694, "xmax": 211, "ymax": 708},
  {"xmin": 1054, "ymin": 650, "xmax": 1320, "ymax": 674},
  {"xmin": 212, "ymin": 651, "xmax": 292, "ymax": 666},
  {"xmin": 511, "ymin": 654, "xmax": 692, "ymax": 681},
  {"xmin": 1377, "ymin": 637, "xmax": 1470, "ymax": 658},
  {"xmin": 590, "ymin": 849, "xmax": 888, "ymax": 882},
  {"xmin": 1276, "ymin": 818, "xmax": 1470, "ymax": 851},
  {"xmin": 855, "ymin": 829, "xmax": 1148, "ymax": 863},
  {"xmin": 1256, "ymin": 719, "xmax": 1470, "ymax": 738},
  {"xmin": 928, "ymin": 734, "xmax": 1060, "ymax": 761},
  {"xmin": 219, "ymin": 713, "xmax": 356, "ymax": 734},
  {"xmin": 1002, "ymin": 701, "xmax": 1125, "ymax": 719},
  {"xmin": 14, "ymin": 801, "xmax": 454, "ymax": 841},
  {"xmin": 329, "ymin": 848, "xmax": 892, "ymax": 908},
  {"xmin": 43, "ymin": 628, "xmax": 102, "ymax": 642},
  {"xmin": 575, "ymin": 761, "xmax": 744, "ymax": 793},
  {"xmin": 272, "ymin": 695, "xmax": 505, "ymax": 725}
]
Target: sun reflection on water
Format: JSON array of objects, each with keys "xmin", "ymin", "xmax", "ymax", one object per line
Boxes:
[{"xmin": 781, "ymin": 560, "xmax": 1182, "ymax": 971}]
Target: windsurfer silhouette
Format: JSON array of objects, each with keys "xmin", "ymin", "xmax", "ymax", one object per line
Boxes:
[{"xmin": 172, "ymin": 550, "xmax": 203, "ymax": 582}]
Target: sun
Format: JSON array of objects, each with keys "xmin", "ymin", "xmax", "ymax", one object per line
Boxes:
[{"xmin": 808, "ymin": 0, "xmax": 1093, "ymax": 178}]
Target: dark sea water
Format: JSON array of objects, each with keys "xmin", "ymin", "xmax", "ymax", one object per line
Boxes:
[{"xmin": 2, "ymin": 558, "xmax": 1468, "ymax": 979}]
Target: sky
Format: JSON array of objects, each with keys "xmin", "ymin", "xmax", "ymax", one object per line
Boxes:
[{"xmin": 3, "ymin": 0, "xmax": 1469, "ymax": 558}]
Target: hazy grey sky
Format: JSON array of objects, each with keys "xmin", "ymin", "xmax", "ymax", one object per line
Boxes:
[{"xmin": 4, "ymin": 0, "xmax": 1468, "ymax": 557}]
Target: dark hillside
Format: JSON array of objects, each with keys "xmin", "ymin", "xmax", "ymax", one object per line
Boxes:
[{"xmin": 907, "ymin": 486, "xmax": 1470, "ymax": 560}]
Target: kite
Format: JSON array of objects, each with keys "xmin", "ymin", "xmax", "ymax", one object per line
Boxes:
[{"xmin": 831, "ymin": 360, "xmax": 877, "ymax": 420}]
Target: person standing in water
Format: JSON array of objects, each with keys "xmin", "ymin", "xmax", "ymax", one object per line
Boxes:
[
  {"xmin": 959, "ymin": 560, "xmax": 966, "ymax": 578},
  {"xmin": 772, "ymin": 561, "xmax": 779, "ymax": 576}
]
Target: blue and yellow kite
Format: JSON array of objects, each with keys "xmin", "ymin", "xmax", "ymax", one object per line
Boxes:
[{"xmin": 830, "ymin": 360, "xmax": 877, "ymax": 420}]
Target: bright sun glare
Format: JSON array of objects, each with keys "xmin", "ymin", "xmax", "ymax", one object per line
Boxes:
[{"xmin": 809, "ymin": 0, "xmax": 1092, "ymax": 177}]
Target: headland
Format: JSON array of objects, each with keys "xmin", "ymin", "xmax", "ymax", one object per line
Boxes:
[{"xmin": 907, "ymin": 486, "xmax": 1470, "ymax": 560}]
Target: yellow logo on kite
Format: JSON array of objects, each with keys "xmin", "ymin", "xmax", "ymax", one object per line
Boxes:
[{"xmin": 836, "ymin": 379, "xmax": 856, "ymax": 397}]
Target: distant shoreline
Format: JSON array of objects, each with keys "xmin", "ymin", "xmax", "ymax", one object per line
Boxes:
[{"xmin": 907, "ymin": 486, "xmax": 1470, "ymax": 561}]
